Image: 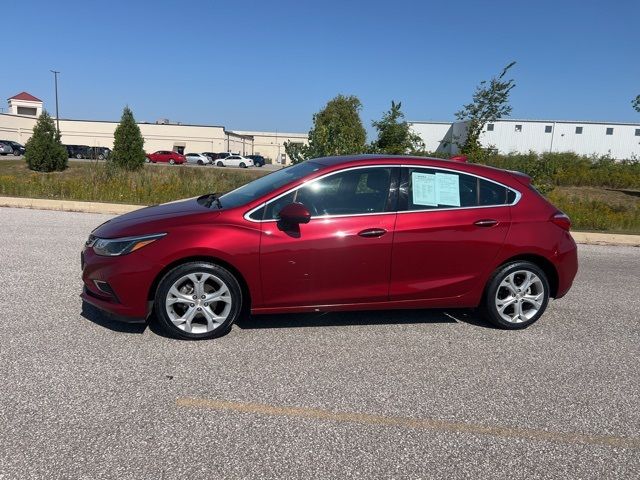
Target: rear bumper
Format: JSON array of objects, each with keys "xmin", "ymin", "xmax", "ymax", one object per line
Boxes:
[{"xmin": 554, "ymin": 232, "xmax": 578, "ymax": 299}]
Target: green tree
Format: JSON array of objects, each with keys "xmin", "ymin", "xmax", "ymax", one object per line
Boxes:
[
  {"xmin": 306, "ymin": 94, "xmax": 367, "ymax": 158},
  {"xmin": 370, "ymin": 101, "xmax": 424, "ymax": 154},
  {"xmin": 283, "ymin": 140, "xmax": 310, "ymax": 165},
  {"xmin": 455, "ymin": 61, "xmax": 517, "ymax": 158},
  {"xmin": 111, "ymin": 106, "xmax": 146, "ymax": 171},
  {"xmin": 632, "ymin": 94, "xmax": 640, "ymax": 113},
  {"xmin": 24, "ymin": 111, "xmax": 68, "ymax": 172}
]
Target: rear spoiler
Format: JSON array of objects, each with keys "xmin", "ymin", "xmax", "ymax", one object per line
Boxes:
[{"xmin": 508, "ymin": 170, "xmax": 532, "ymax": 187}]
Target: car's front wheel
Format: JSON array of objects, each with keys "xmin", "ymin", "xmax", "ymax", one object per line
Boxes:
[
  {"xmin": 216, "ymin": 161, "xmax": 224, "ymax": 167},
  {"xmin": 481, "ymin": 261, "xmax": 549, "ymax": 329},
  {"xmin": 154, "ymin": 262, "xmax": 243, "ymax": 340}
]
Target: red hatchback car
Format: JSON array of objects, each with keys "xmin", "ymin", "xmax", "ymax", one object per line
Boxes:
[
  {"xmin": 145, "ymin": 150, "xmax": 186, "ymax": 164},
  {"xmin": 81, "ymin": 155, "xmax": 578, "ymax": 339}
]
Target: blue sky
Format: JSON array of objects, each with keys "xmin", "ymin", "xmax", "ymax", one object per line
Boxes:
[{"xmin": 1, "ymin": 0, "xmax": 638, "ymax": 136}]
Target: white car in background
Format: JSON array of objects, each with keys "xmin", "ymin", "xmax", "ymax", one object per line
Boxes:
[
  {"xmin": 184, "ymin": 153, "xmax": 212, "ymax": 165},
  {"xmin": 215, "ymin": 155, "xmax": 254, "ymax": 168}
]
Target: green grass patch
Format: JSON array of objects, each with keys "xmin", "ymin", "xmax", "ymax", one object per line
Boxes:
[
  {"xmin": 0, "ymin": 160, "xmax": 267, "ymax": 205},
  {"xmin": 549, "ymin": 187, "xmax": 640, "ymax": 234}
]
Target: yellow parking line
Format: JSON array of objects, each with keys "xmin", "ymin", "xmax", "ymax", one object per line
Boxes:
[{"xmin": 176, "ymin": 397, "xmax": 639, "ymax": 450}]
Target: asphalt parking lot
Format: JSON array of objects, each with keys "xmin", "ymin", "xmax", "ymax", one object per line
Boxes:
[{"xmin": 0, "ymin": 207, "xmax": 638, "ymax": 479}]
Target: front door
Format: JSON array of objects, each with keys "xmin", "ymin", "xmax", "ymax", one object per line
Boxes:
[
  {"xmin": 259, "ymin": 166, "xmax": 399, "ymax": 308},
  {"xmin": 390, "ymin": 166, "xmax": 514, "ymax": 301}
]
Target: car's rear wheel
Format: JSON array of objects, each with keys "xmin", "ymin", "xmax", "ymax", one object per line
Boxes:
[
  {"xmin": 154, "ymin": 262, "xmax": 243, "ymax": 340},
  {"xmin": 98, "ymin": 154, "xmax": 105, "ymax": 160},
  {"xmin": 169, "ymin": 159, "xmax": 175, "ymax": 165},
  {"xmin": 216, "ymin": 161, "xmax": 224, "ymax": 167},
  {"xmin": 76, "ymin": 153, "xmax": 82, "ymax": 159},
  {"xmin": 481, "ymin": 261, "xmax": 549, "ymax": 329},
  {"xmin": 239, "ymin": 162, "xmax": 246, "ymax": 168}
]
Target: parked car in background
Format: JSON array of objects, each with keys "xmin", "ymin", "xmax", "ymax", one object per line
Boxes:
[
  {"xmin": 185, "ymin": 153, "xmax": 212, "ymax": 165},
  {"xmin": 246, "ymin": 155, "xmax": 266, "ymax": 167},
  {"xmin": 0, "ymin": 140, "xmax": 25, "ymax": 156},
  {"xmin": 65, "ymin": 145, "xmax": 93, "ymax": 159},
  {"xmin": 0, "ymin": 141, "xmax": 13, "ymax": 155},
  {"xmin": 86, "ymin": 147, "xmax": 111, "ymax": 160},
  {"xmin": 145, "ymin": 150, "xmax": 186, "ymax": 165},
  {"xmin": 80, "ymin": 154, "xmax": 578, "ymax": 340},
  {"xmin": 215, "ymin": 154, "xmax": 254, "ymax": 168}
]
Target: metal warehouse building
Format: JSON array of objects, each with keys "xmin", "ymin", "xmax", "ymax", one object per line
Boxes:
[{"xmin": 410, "ymin": 119, "xmax": 640, "ymax": 159}]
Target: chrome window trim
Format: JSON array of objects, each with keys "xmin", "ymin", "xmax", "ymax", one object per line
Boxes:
[{"xmin": 243, "ymin": 163, "xmax": 521, "ymax": 223}]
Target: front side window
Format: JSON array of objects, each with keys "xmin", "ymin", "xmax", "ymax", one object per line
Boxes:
[
  {"xmin": 404, "ymin": 167, "xmax": 514, "ymax": 211},
  {"xmin": 223, "ymin": 161, "xmax": 323, "ymax": 211},
  {"xmin": 255, "ymin": 167, "xmax": 393, "ymax": 220}
]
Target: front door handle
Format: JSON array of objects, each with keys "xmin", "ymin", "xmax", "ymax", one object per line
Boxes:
[
  {"xmin": 474, "ymin": 219, "xmax": 499, "ymax": 227},
  {"xmin": 358, "ymin": 228, "xmax": 387, "ymax": 238}
]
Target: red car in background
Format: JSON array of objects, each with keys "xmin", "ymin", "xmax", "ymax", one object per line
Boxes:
[
  {"xmin": 145, "ymin": 150, "xmax": 186, "ymax": 164},
  {"xmin": 81, "ymin": 155, "xmax": 578, "ymax": 340}
]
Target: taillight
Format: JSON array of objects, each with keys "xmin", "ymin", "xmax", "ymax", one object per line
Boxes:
[{"xmin": 551, "ymin": 212, "xmax": 571, "ymax": 231}]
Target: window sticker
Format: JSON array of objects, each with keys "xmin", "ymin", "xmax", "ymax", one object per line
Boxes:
[
  {"xmin": 412, "ymin": 172, "xmax": 437, "ymax": 206},
  {"xmin": 435, "ymin": 172, "xmax": 461, "ymax": 206}
]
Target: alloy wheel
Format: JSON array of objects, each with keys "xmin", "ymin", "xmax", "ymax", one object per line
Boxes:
[
  {"xmin": 495, "ymin": 270, "xmax": 545, "ymax": 324},
  {"xmin": 165, "ymin": 272, "xmax": 233, "ymax": 334}
]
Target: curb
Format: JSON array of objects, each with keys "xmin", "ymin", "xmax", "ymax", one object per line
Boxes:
[
  {"xmin": 0, "ymin": 196, "xmax": 141, "ymax": 215},
  {"xmin": 1, "ymin": 195, "xmax": 639, "ymax": 247}
]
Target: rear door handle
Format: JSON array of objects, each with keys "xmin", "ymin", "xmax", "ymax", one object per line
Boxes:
[
  {"xmin": 358, "ymin": 228, "xmax": 387, "ymax": 238},
  {"xmin": 474, "ymin": 219, "xmax": 499, "ymax": 227}
]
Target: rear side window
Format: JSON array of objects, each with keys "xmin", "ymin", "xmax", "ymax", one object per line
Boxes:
[{"xmin": 405, "ymin": 167, "xmax": 514, "ymax": 210}]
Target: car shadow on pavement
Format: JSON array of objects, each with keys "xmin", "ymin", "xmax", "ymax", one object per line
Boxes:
[
  {"xmin": 81, "ymin": 301, "xmax": 148, "ymax": 334},
  {"xmin": 236, "ymin": 308, "xmax": 492, "ymax": 330}
]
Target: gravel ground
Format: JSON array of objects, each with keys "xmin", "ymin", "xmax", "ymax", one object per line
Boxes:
[{"xmin": 0, "ymin": 207, "xmax": 638, "ymax": 479}]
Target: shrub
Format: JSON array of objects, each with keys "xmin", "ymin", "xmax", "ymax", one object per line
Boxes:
[
  {"xmin": 111, "ymin": 106, "xmax": 146, "ymax": 171},
  {"xmin": 24, "ymin": 111, "xmax": 68, "ymax": 172}
]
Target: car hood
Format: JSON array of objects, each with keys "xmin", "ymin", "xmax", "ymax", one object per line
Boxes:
[{"xmin": 92, "ymin": 197, "xmax": 220, "ymax": 238}]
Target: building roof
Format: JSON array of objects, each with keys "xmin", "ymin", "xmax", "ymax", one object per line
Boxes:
[
  {"xmin": 410, "ymin": 118, "xmax": 640, "ymax": 127},
  {"xmin": 8, "ymin": 92, "xmax": 42, "ymax": 102}
]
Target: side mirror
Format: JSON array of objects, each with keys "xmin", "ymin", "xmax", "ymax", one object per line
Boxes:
[{"xmin": 278, "ymin": 202, "xmax": 311, "ymax": 225}]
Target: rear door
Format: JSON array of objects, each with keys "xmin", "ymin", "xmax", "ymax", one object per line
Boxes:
[
  {"xmin": 390, "ymin": 166, "xmax": 516, "ymax": 301},
  {"xmin": 258, "ymin": 166, "xmax": 399, "ymax": 308}
]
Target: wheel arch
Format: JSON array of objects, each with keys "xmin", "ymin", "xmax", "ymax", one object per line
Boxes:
[
  {"xmin": 147, "ymin": 255, "xmax": 252, "ymax": 313},
  {"xmin": 495, "ymin": 254, "xmax": 559, "ymax": 298}
]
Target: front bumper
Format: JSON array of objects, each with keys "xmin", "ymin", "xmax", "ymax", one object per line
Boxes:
[{"xmin": 81, "ymin": 247, "xmax": 163, "ymax": 320}]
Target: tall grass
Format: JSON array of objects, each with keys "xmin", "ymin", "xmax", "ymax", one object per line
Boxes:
[{"xmin": 0, "ymin": 161, "xmax": 266, "ymax": 204}]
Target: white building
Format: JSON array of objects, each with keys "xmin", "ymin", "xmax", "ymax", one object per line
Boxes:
[
  {"xmin": 7, "ymin": 92, "xmax": 43, "ymax": 117},
  {"xmin": 410, "ymin": 119, "xmax": 640, "ymax": 159},
  {"xmin": 1, "ymin": 91, "xmax": 308, "ymax": 164}
]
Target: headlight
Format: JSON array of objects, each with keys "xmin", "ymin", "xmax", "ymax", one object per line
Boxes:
[{"xmin": 91, "ymin": 233, "xmax": 166, "ymax": 256}]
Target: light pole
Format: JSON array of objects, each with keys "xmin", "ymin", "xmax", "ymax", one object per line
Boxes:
[{"xmin": 50, "ymin": 70, "xmax": 60, "ymax": 133}]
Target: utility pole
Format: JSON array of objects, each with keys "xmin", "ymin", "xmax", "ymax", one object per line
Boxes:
[{"xmin": 50, "ymin": 70, "xmax": 60, "ymax": 133}]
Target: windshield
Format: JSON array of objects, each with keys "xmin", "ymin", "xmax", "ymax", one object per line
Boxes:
[{"xmin": 219, "ymin": 161, "xmax": 324, "ymax": 209}]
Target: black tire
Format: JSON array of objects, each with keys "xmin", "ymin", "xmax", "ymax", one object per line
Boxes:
[
  {"xmin": 239, "ymin": 162, "xmax": 246, "ymax": 168},
  {"xmin": 169, "ymin": 159, "xmax": 175, "ymax": 165},
  {"xmin": 98, "ymin": 154, "xmax": 105, "ymax": 160},
  {"xmin": 216, "ymin": 161, "xmax": 224, "ymax": 167},
  {"xmin": 480, "ymin": 261, "xmax": 550, "ymax": 329},
  {"xmin": 198, "ymin": 160, "xmax": 204, "ymax": 165},
  {"xmin": 154, "ymin": 262, "xmax": 243, "ymax": 340},
  {"xmin": 76, "ymin": 153, "xmax": 82, "ymax": 159}
]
